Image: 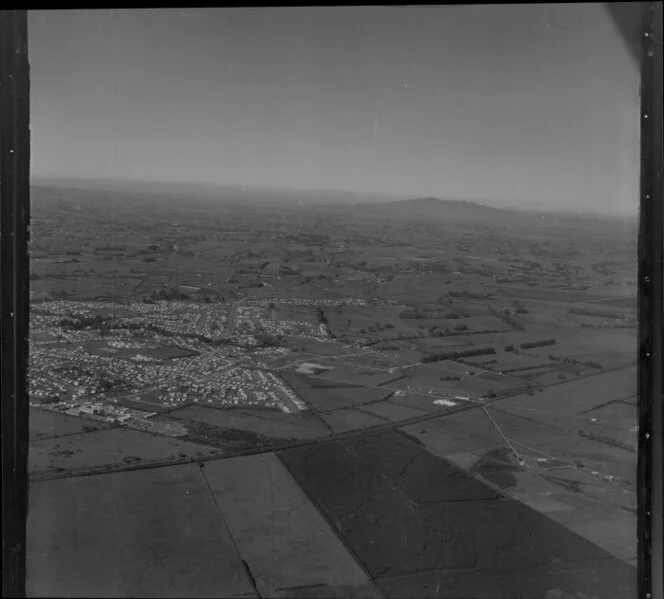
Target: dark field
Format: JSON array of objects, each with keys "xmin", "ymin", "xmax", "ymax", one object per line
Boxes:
[{"xmin": 278, "ymin": 431, "xmax": 636, "ymax": 598}]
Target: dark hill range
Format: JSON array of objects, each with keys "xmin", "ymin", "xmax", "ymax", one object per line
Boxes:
[
  {"xmin": 334, "ymin": 197, "xmax": 635, "ymax": 232},
  {"xmin": 336, "ymin": 196, "xmax": 522, "ymax": 227},
  {"xmin": 323, "ymin": 196, "xmax": 637, "ymax": 241},
  {"xmin": 383, "ymin": 197, "xmax": 512, "ymax": 220}
]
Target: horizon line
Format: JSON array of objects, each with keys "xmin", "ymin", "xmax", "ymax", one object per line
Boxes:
[{"xmin": 30, "ymin": 174, "xmax": 638, "ymax": 222}]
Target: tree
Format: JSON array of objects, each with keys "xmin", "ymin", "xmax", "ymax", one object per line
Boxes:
[{"xmin": 256, "ymin": 332, "xmax": 281, "ymax": 347}]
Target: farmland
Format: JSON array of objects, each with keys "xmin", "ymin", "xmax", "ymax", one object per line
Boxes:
[
  {"xmin": 29, "ymin": 182, "xmax": 637, "ymax": 443},
  {"xmin": 28, "ymin": 181, "xmax": 638, "ymax": 592}
]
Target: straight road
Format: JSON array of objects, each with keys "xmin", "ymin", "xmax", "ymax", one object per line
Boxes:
[{"xmin": 226, "ymin": 301, "xmax": 241, "ymax": 336}]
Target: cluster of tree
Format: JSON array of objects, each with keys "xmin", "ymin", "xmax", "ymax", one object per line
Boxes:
[
  {"xmin": 569, "ymin": 308, "xmax": 626, "ymax": 320},
  {"xmin": 439, "ymin": 375, "xmax": 461, "ymax": 381},
  {"xmin": 362, "ymin": 333, "xmax": 425, "ymax": 346},
  {"xmin": 38, "ymin": 394, "xmax": 62, "ymax": 405},
  {"xmin": 59, "ymin": 314, "xmax": 111, "ymax": 331},
  {"xmin": 421, "ymin": 347, "xmax": 495, "ymax": 364},
  {"xmin": 98, "ymin": 375, "xmax": 116, "ymax": 392},
  {"xmin": 316, "ymin": 308, "xmax": 329, "ymax": 325},
  {"xmin": 582, "ymin": 359, "xmax": 603, "ymax": 369},
  {"xmin": 458, "ymin": 267, "xmax": 492, "ymax": 277},
  {"xmin": 255, "ymin": 331, "xmax": 284, "ymax": 348},
  {"xmin": 399, "ymin": 310, "xmax": 463, "ymax": 320},
  {"xmin": 149, "ymin": 287, "xmax": 190, "ymax": 301},
  {"xmin": 299, "ymin": 273, "xmax": 333, "ymax": 283},
  {"xmin": 449, "ymin": 290, "xmax": 493, "ymax": 300},
  {"xmin": 591, "ymin": 259, "xmax": 620, "ymax": 270},
  {"xmin": 489, "ymin": 308, "xmax": 525, "ymax": 331},
  {"xmin": 547, "ymin": 354, "xmax": 603, "ymax": 369},
  {"xmin": 399, "ymin": 311, "xmax": 433, "ymax": 319},
  {"xmin": 427, "ymin": 326, "xmax": 501, "ymax": 339},
  {"xmin": 363, "ymin": 322, "xmax": 394, "ymax": 333},
  {"xmin": 523, "ymin": 259, "xmax": 543, "ymax": 269},
  {"xmin": 520, "ymin": 339, "xmax": 556, "ymax": 349},
  {"xmin": 94, "ymin": 245, "xmax": 127, "ymax": 252}
]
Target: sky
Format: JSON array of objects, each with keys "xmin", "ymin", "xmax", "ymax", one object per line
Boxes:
[{"xmin": 29, "ymin": 5, "xmax": 640, "ymax": 216}]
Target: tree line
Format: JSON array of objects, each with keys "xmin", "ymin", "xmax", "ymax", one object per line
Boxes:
[
  {"xmin": 520, "ymin": 338, "xmax": 557, "ymax": 349},
  {"xmin": 421, "ymin": 347, "xmax": 495, "ymax": 364}
]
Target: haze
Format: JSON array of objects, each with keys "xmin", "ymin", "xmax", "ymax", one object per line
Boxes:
[{"xmin": 29, "ymin": 5, "xmax": 639, "ymax": 216}]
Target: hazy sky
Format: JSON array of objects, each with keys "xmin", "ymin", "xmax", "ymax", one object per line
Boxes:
[{"xmin": 29, "ymin": 6, "xmax": 639, "ymax": 215}]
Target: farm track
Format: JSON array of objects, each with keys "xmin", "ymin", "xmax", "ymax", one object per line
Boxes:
[{"xmin": 30, "ymin": 363, "xmax": 629, "ymax": 483}]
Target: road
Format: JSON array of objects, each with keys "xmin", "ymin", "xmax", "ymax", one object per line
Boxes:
[
  {"xmin": 195, "ymin": 306, "xmax": 210, "ymax": 335},
  {"xmin": 572, "ymin": 294, "xmax": 636, "ymax": 306},
  {"xmin": 226, "ymin": 301, "xmax": 240, "ymax": 336}
]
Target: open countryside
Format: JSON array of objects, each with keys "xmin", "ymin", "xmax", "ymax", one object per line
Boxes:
[{"xmin": 28, "ymin": 182, "xmax": 638, "ymax": 597}]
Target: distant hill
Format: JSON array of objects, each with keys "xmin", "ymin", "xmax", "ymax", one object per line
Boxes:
[
  {"xmin": 334, "ymin": 196, "xmax": 637, "ymax": 236},
  {"xmin": 30, "ymin": 178, "xmax": 636, "ymax": 232},
  {"xmin": 385, "ymin": 197, "xmax": 511, "ymax": 218},
  {"xmin": 342, "ymin": 196, "xmax": 515, "ymax": 224}
]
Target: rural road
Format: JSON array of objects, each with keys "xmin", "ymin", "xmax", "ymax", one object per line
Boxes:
[
  {"xmin": 196, "ymin": 307, "xmax": 209, "ymax": 334},
  {"xmin": 226, "ymin": 301, "xmax": 240, "ymax": 336}
]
